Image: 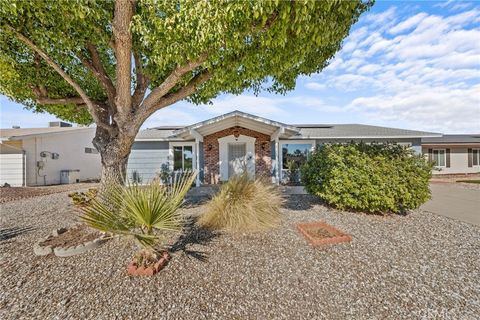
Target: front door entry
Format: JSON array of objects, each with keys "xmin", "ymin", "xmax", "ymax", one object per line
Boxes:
[{"xmin": 228, "ymin": 143, "xmax": 246, "ymax": 178}]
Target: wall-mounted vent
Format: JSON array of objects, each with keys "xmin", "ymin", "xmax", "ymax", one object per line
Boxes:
[{"xmin": 85, "ymin": 147, "xmax": 99, "ymax": 154}]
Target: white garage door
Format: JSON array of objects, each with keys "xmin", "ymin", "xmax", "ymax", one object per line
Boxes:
[{"xmin": 0, "ymin": 154, "xmax": 25, "ymax": 186}]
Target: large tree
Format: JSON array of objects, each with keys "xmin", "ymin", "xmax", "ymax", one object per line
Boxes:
[{"xmin": 0, "ymin": 0, "xmax": 372, "ymax": 185}]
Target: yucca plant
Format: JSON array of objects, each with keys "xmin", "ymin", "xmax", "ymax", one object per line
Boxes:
[
  {"xmin": 81, "ymin": 171, "xmax": 196, "ymax": 249},
  {"xmin": 199, "ymin": 173, "xmax": 282, "ymax": 232}
]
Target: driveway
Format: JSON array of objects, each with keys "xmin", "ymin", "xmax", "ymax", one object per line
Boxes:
[{"xmin": 422, "ymin": 183, "xmax": 480, "ymax": 226}]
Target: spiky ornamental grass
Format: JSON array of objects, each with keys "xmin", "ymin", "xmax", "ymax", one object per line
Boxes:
[
  {"xmin": 81, "ymin": 171, "xmax": 196, "ymax": 249},
  {"xmin": 199, "ymin": 174, "xmax": 282, "ymax": 232}
]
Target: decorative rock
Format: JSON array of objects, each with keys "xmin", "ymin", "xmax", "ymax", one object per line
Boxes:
[
  {"xmin": 52, "ymin": 227, "xmax": 67, "ymax": 237},
  {"xmin": 53, "ymin": 237, "xmax": 108, "ymax": 257},
  {"xmin": 33, "ymin": 243, "xmax": 53, "ymax": 256}
]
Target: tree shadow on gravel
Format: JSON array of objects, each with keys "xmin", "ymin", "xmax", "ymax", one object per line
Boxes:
[
  {"xmin": 0, "ymin": 226, "xmax": 35, "ymax": 242},
  {"xmin": 282, "ymin": 194, "xmax": 323, "ymax": 211},
  {"xmin": 167, "ymin": 218, "xmax": 220, "ymax": 262}
]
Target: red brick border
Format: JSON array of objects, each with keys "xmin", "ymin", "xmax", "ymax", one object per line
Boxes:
[{"xmin": 297, "ymin": 222, "xmax": 352, "ymax": 247}]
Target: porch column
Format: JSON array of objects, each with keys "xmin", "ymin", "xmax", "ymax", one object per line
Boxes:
[
  {"xmin": 275, "ymin": 138, "xmax": 280, "ymax": 184},
  {"xmin": 190, "ymin": 129, "xmax": 203, "ymax": 187},
  {"xmin": 271, "ymin": 127, "xmax": 284, "ymax": 185}
]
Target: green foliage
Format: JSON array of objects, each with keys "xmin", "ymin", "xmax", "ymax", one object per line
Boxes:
[
  {"xmin": 68, "ymin": 188, "xmax": 98, "ymax": 207},
  {"xmin": 0, "ymin": 0, "xmax": 372, "ymax": 123},
  {"xmin": 285, "ymin": 159, "xmax": 299, "ymax": 185},
  {"xmin": 199, "ymin": 173, "xmax": 282, "ymax": 232},
  {"xmin": 301, "ymin": 143, "xmax": 433, "ymax": 214},
  {"xmin": 81, "ymin": 171, "xmax": 196, "ymax": 248}
]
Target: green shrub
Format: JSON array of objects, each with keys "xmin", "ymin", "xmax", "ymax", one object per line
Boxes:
[
  {"xmin": 300, "ymin": 143, "xmax": 433, "ymax": 214},
  {"xmin": 199, "ymin": 174, "xmax": 282, "ymax": 232}
]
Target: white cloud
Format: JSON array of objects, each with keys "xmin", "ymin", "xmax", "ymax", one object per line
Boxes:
[
  {"xmin": 389, "ymin": 12, "xmax": 428, "ymax": 34},
  {"xmin": 310, "ymin": 5, "xmax": 480, "ymax": 133},
  {"xmin": 304, "ymin": 82, "xmax": 326, "ymax": 90}
]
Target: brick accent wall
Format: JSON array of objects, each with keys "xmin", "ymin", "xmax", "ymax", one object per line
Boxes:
[{"xmin": 203, "ymin": 126, "xmax": 271, "ymax": 184}]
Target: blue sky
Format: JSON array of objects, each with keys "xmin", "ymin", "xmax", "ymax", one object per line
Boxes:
[{"xmin": 1, "ymin": 0, "xmax": 479, "ymax": 133}]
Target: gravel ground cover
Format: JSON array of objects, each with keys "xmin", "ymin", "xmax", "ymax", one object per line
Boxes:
[
  {"xmin": 0, "ymin": 183, "xmax": 99, "ymax": 204},
  {"xmin": 0, "ymin": 192, "xmax": 479, "ymax": 319}
]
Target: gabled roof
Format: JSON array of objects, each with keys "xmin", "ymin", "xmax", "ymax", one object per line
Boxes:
[
  {"xmin": 135, "ymin": 111, "xmax": 442, "ymax": 141},
  {"xmin": 422, "ymin": 134, "xmax": 480, "ymax": 145},
  {"xmin": 169, "ymin": 110, "xmax": 300, "ymax": 139},
  {"xmin": 0, "ymin": 127, "xmax": 94, "ymax": 141}
]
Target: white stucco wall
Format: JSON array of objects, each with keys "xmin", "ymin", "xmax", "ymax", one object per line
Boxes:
[
  {"xmin": 422, "ymin": 146, "xmax": 480, "ymax": 175},
  {"xmin": 22, "ymin": 129, "xmax": 101, "ymax": 185}
]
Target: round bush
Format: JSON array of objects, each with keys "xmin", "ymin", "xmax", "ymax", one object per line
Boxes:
[{"xmin": 300, "ymin": 143, "xmax": 433, "ymax": 214}]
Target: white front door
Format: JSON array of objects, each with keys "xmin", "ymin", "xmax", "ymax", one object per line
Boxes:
[
  {"xmin": 218, "ymin": 134, "xmax": 256, "ymax": 181},
  {"xmin": 228, "ymin": 143, "xmax": 246, "ymax": 178}
]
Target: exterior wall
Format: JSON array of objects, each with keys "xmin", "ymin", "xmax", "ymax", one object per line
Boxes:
[
  {"xmin": 422, "ymin": 145, "xmax": 480, "ymax": 175},
  {"xmin": 22, "ymin": 129, "xmax": 101, "ymax": 186},
  {"xmin": 126, "ymin": 141, "xmax": 169, "ymax": 183},
  {"xmin": 203, "ymin": 126, "xmax": 271, "ymax": 184},
  {"xmin": 0, "ymin": 153, "xmax": 24, "ymax": 186},
  {"xmin": 1, "ymin": 140, "xmax": 23, "ymax": 151}
]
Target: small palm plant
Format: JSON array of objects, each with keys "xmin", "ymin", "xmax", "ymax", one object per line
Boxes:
[{"xmin": 81, "ymin": 171, "xmax": 196, "ymax": 273}]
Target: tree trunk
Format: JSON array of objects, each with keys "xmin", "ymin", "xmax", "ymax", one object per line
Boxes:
[{"xmin": 93, "ymin": 125, "xmax": 137, "ymax": 188}]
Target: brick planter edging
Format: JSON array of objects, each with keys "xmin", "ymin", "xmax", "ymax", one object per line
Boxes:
[
  {"xmin": 127, "ymin": 251, "xmax": 171, "ymax": 276},
  {"xmin": 297, "ymin": 221, "xmax": 352, "ymax": 247},
  {"xmin": 33, "ymin": 226, "xmax": 108, "ymax": 257}
]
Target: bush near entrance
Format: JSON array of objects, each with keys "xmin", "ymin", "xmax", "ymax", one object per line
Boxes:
[{"xmin": 301, "ymin": 143, "xmax": 433, "ymax": 214}]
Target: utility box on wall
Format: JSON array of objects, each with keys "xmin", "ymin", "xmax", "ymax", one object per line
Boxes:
[{"xmin": 60, "ymin": 170, "xmax": 80, "ymax": 184}]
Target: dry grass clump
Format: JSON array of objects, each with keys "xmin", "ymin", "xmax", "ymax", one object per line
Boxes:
[{"xmin": 198, "ymin": 174, "xmax": 282, "ymax": 232}]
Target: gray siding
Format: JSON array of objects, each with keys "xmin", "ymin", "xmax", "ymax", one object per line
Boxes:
[{"xmin": 127, "ymin": 141, "xmax": 169, "ymax": 183}]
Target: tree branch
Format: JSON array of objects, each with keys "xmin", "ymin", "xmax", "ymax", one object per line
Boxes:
[
  {"xmin": 138, "ymin": 70, "xmax": 211, "ymax": 123},
  {"xmin": 132, "ymin": 50, "xmax": 149, "ymax": 108},
  {"xmin": 113, "ymin": 0, "xmax": 135, "ymax": 117},
  {"xmin": 79, "ymin": 43, "xmax": 116, "ymax": 108},
  {"xmin": 8, "ymin": 26, "xmax": 111, "ymax": 131},
  {"xmin": 140, "ymin": 53, "xmax": 208, "ymax": 111},
  {"xmin": 36, "ymin": 97, "xmax": 86, "ymax": 105}
]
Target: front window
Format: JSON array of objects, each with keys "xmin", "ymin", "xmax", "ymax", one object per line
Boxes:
[
  {"xmin": 173, "ymin": 146, "xmax": 193, "ymax": 171},
  {"xmin": 433, "ymin": 149, "xmax": 446, "ymax": 167},
  {"xmin": 473, "ymin": 149, "xmax": 480, "ymax": 166},
  {"xmin": 282, "ymin": 143, "xmax": 312, "ymax": 169}
]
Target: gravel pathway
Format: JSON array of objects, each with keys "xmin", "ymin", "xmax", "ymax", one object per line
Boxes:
[
  {"xmin": 1, "ymin": 192, "xmax": 479, "ymax": 319},
  {"xmin": 0, "ymin": 183, "xmax": 99, "ymax": 204}
]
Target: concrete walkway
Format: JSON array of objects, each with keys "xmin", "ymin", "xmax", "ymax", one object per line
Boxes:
[{"xmin": 422, "ymin": 183, "xmax": 480, "ymax": 226}]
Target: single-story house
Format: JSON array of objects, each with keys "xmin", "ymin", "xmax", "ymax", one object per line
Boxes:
[
  {"xmin": 422, "ymin": 135, "xmax": 480, "ymax": 175},
  {"xmin": 0, "ymin": 122, "xmax": 101, "ymax": 186},
  {"xmin": 127, "ymin": 110, "xmax": 443, "ymax": 186}
]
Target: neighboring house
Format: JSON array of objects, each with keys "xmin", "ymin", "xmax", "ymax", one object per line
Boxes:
[
  {"xmin": 127, "ymin": 110, "xmax": 441, "ymax": 186},
  {"xmin": 0, "ymin": 122, "xmax": 101, "ymax": 186},
  {"xmin": 422, "ymin": 135, "xmax": 480, "ymax": 175}
]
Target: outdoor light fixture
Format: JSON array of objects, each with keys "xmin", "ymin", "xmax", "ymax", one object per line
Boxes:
[
  {"xmin": 233, "ymin": 128, "xmax": 240, "ymax": 139},
  {"xmin": 208, "ymin": 144, "xmax": 213, "ymax": 151}
]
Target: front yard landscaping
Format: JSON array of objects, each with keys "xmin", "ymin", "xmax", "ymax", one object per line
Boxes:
[{"xmin": 1, "ymin": 190, "xmax": 479, "ymax": 319}]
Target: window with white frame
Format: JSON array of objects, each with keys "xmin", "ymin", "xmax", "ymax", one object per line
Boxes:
[
  {"xmin": 281, "ymin": 143, "xmax": 313, "ymax": 169},
  {"xmin": 433, "ymin": 149, "xmax": 446, "ymax": 167},
  {"xmin": 473, "ymin": 149, "xmax": 480, "ymax": 166},
  {"xmin": 173, "ymin": 145, "xmax": 193, "ymax": 171}
]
